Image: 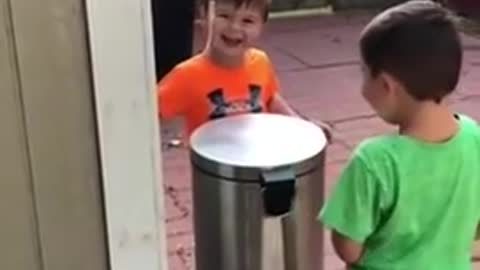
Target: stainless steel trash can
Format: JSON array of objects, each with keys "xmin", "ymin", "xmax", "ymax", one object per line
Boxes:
[{"xmin": 190, "ymin": 113, "xmax": 327, "ymax": 270}]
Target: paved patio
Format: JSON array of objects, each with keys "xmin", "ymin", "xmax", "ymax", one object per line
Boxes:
[{"xmin": 160, "ymin": 11, "xmax": 480, "ymax": 270}]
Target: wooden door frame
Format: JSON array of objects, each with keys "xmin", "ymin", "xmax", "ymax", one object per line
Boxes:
[{"xmin": 85, "ymin": 0, "xmax": 168, "ymax": 269}]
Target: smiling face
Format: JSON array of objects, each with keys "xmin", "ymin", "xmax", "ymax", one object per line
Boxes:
[{"xmin": 204, "ymin": 1, "xmax": 265, "ymax": 60}]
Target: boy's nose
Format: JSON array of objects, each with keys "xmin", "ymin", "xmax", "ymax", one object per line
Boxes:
[{"xmin": 229, "ymin": 19, "xmax": 242, "ymax": 31}]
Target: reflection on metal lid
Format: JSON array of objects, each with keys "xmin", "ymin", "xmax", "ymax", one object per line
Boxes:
[{"xmin": 190, "ymin": 114, "xmax": 326, "ymax": 171}]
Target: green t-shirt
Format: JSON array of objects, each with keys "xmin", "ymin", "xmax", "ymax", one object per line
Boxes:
[{"xmin": 319, "ymin": 115, "xmax": 480, "ymax": 270}]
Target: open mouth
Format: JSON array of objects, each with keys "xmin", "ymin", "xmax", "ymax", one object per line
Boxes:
[{"xmin": 221, "ymin": 34, "xmax": 243, "ymax": 47}]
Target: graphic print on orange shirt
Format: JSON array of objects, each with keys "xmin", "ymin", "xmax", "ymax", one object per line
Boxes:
[{"xmin": 207, "ymin": 84, "xmax": 263, "ymax": 119}]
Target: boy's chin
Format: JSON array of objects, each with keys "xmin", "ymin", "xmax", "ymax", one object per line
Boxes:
[
  {"xmin": 212, "ymin": 42, "xmax": 246, "ymax": 53},
  {"xmin": 226, "ymin": 49, "xmax": 246, "ymax": 56},
  {"xmin": 378, "ymin": 112, "xmax": 400, "ymax": 125},
  {"xmin": 218, "ymin": 47, "xmax": 247, "ymax": 58}
]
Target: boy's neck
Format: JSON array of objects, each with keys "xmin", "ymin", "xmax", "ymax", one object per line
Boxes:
[
  {"xmin": 399, "ymin": 101, "xmax": 458, "ymax": 143},
  {"xmin": 205, "ymin": 47, "xmax": 245, "ymax": 69}
]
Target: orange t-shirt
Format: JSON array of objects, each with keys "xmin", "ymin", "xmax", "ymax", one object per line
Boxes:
[{"xmin": 157, "ymin": 48, "xmax": 279, "ymax": 137}]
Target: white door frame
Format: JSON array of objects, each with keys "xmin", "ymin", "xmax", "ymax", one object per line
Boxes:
[{"xmin": 84, "ymin": 0, "xmax": 168, "ymax": 270}]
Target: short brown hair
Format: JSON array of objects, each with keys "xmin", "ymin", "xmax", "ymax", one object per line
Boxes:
[
  {"xmin": 360, "ymin": 0, "xmax": 462, "ymax": 103},
  {"xmin": 200, "ymin": 0, "xmax": 271, "ymax": 21}
]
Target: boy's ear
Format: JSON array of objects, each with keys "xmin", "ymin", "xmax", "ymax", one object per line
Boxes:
[
  {"xmin": 197, "ymin": 3, "xmax": 207, "ymax": 22},
  {"xmin": 197, "ymin": 6, "xmax": 209, "ymax": 30},
  {"xmin": 198, "ymin": 5, "xmax": 206, "ymax": 19},
  {"xmin": 379, "ymin": 72, "xmax": 400, "ymax": 95}
]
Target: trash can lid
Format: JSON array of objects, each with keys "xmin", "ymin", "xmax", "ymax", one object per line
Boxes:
[{"xmin": 189, "ymin": 114, "xmax": 327, "ymax": 181}]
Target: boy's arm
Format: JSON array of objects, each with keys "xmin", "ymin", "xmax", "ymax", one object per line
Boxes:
[
  {"xmin": 473, "ymin": 225, "xmax": 480, "ymax": 262},
  {"xmin": 264, "ymin": 53, "xmax": 332, "ymax": 141},
  {"xmin": 331, "ymin": 230, "xmax": 364, "ymax": 265},
  {"xmin": 269, "ymin": 94, "xmax": 333, "ymax": 141},
  {"xmin": 157, "ymin": 66, "xmax": 189, "ymax": 119},
  {"xmin": 319, "ymin": 152, "xmax": 381, "ymax": 265},
  {"xmin": 268, "ymin": 93, "xmax": 298, "ymax": 117},
  {"xmin": 472, "ymin": 224, "xmax": 480, "ymax": 262}
]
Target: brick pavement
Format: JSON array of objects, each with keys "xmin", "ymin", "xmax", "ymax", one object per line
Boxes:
[{"xmin": 160, "ymin": 12, "xmax": 480, "ymax": 270}]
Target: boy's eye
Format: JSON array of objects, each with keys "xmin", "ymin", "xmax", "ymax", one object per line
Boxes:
[
  {"xmin": 243, "ymin": 18, "xmax": 255, "ymax": 24},
  {"xmin": 217, "ymin": 13, "xmax": 229, "ymax": 19}
]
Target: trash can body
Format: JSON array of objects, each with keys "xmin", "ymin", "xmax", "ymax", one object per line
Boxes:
[
  {"xmin": 192, "ymin": 171, "xmax": 263, "ymax": 270},
  {"xmin": 190, "ymin": 114, "xmax": 327, "ymax": 270}
]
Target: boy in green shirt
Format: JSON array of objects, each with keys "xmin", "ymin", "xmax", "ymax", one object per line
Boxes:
[{"xmin": 319, "ymin": 1, "xmax": 480, "ymax": 269}]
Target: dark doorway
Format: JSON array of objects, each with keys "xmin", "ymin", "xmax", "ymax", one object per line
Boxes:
[{"xmin": 151, "ymin": 0, "xmax": 196, "ymax": 80}]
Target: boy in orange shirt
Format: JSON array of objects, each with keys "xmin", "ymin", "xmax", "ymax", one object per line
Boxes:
[{"xmin": 157, "ymin": 0, "xmax": 330, "ymax": 139}]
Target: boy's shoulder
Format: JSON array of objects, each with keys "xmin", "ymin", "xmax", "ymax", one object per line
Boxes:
[
  {"xmin": 160, "ymin": 53, "xmax": 215, "ymax": 83},
  {"xmin": 246, "ymin": 47, "xmax": 269, "ymax": 59},
  {"xmin": 457, "ymin": 114, "xmax": 480, "ymax": 134},
  {"xmin": 353, "ymin": 133, "xmax": 402, "ymax": 160},
  {"xmin": 170, "ymin": 53, "xmax": 207, "ymax": 72},
  {"xmin": 353, "ymin": 114, "xmax": 480, "ymax": 160},
  {"xmin": 246, "ymin": 48, "xmax": 273, "ymax": 66}
]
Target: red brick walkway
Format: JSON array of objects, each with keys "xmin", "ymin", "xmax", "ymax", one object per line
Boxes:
[{"xmin": 160, "ymin": 12, "xmax": 480, "ymax": 270}]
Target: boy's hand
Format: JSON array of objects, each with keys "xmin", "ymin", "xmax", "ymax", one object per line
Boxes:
[
  {"xmin": 269, "ymin": 94, "xmax": 333, "ymax": 143},
  {"xmin": 314, "ymin": 120, "xmax": 333, "ymax": 143},
  {"xmin": 204, "ymin": 0, "xmax": 216, "ymax": 52}
]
